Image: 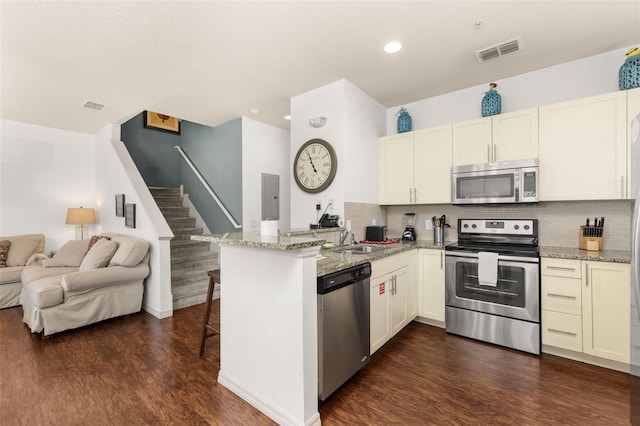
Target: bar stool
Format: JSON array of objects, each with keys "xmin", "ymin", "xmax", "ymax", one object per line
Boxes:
[{"xmin": 199, "ymin": 269, "xmax": 220, "ymax": 357}]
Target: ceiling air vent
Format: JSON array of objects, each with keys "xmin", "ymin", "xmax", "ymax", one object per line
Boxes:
[
  {"xmin": 475, "ymin": 37, "xmax": 523, "ymax": 63},
  {"xmin": 82, "ymin": 101, "xmax": 107, "ymax": 111}
]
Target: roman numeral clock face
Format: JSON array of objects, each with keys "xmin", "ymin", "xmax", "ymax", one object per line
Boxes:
[{"xmin": 293, "ymin": 139, "xmax": 337, "ymax": 193}]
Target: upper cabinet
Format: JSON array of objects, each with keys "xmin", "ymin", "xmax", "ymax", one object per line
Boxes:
[
  {"xmin": 627, "ymin": 87, "xmax": 640, "ymax": 197},
  {"xmin": 452, "ymin": 108, "xmax": 539, "ymax": 166},
  {"xmin": 539, "ymin": 92, "xmax": 627, "ymax": 201},
  {"xmin": 378, "ymin": 125, "xmax": 452, "ymax": 205}
]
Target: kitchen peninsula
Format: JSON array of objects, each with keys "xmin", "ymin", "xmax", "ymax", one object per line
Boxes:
[{"xmin": 192, "ymin": 231, "xmax": 325, "ymax": 426}]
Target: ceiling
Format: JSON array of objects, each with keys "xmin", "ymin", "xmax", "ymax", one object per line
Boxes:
[{"xmin": 1, "ymin": 1, "xmax": 639, "ymax": 134}]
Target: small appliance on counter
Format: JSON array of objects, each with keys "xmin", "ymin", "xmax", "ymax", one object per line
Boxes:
[
  {"xmin": 402, "ymin": 212, "xmax": 417, "ymax": 241},
  {"xmin": 365, "ymin": 225, "xmax": 387, "ymax": 242}
]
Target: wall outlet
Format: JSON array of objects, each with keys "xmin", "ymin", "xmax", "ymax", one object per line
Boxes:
[
  {"xmin": 346, "ymin": 220, "xmax": 352, "ymax": 231},
  {"xmin": 328, "ymin": 199, "xmax": 334, "ymax": 210},
  {"xmin": 251, "ymin": 219, "xmax": 258, "ymax": 229},
  {"xmin": 426, "ymin": 219, "xmax": 433, "ymax": 230},
  {"xmin": 372, "ymin": 219, "xmax": 377, "ymax": 225}
]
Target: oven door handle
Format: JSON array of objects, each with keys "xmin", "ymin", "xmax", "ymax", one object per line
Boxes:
[{"xmin": 445, "ymin": 250, "xmax": 539, "ymax": 264}]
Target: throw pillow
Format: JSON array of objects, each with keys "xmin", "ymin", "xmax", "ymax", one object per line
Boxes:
[
  {"xmin": 79, "ymin": 238, "xmax": 118, "ymax": 272},
  {"xmin": 108, "ymin": 239, "xmax": 149, "ymax": 267},
  {"xmin": 86, "ymin": 235, "xmax": 111, "ymax": 254},
  {"xmin": 0, "ymin": 240, "xmax": 11, "ymax": 268},
  {"xmin": 44, "ymin": 240, "xmax": 90, "ymax": 268},
  {"xmin": 6, "ymin": 236, "xmax": 40, "ymax": 267}
]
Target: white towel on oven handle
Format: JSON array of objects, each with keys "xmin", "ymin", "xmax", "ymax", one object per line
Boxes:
[{"xmin": 478, "ymin": 251, "xmax": 499, "ymax": 287}]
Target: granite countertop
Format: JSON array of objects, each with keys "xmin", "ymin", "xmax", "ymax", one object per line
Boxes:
[
  {"xmin": 539, "ymin": 246, "xmax": 631, "ymax": 264},
  {"xmin": 316, "ymin": 240, "xmax": 454, "ymax": 276},
  {"xmin": 192, "ymin": 232, "xmax": 325, "ymax": 251}
]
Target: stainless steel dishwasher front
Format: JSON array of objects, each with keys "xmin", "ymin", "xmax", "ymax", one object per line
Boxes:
[{"xmin": 317, "ymin": 262, "xmax": 371, "ymax": 401}]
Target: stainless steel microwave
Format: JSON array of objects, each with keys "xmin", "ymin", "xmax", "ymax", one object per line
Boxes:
[{"xmin": 451, "ymin": 158, "xmax": 539, "ymax": 205}]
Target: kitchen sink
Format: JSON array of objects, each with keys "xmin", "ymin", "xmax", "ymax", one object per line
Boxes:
[{"xmin": 334, "ymin": 245, "xmax": 387, "ymax": 255}]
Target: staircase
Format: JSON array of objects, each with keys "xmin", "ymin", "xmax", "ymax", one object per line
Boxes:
[{"xmin": 149, "ymin": 187, "xmax": 219, "ymax": 310}]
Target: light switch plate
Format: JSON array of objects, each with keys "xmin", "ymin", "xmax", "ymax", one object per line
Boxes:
[
  {"xmin": 372, "ymin": 219, "xmax": 377, "ymax": 225},
  {"xmin": 426, "ymin": 219, "xmax": 433, "ymax": 230}
]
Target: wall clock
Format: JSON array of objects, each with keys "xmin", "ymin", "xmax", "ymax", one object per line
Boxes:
[{"xmin": 293, "ymin": 139, "xmax": 337, "ymax": 193}]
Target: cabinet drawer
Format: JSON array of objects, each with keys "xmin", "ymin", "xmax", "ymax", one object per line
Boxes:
[
  {"xmin": 542, "ymin": 276, "xmax": 581, "ymax": 315},
  {"xmin": 542, "ymin": 310, "xmax": 582, "ymax": 352},
  {"xmin": 541, "ymin": 258, "xmax": 581, "ymax": 278}
]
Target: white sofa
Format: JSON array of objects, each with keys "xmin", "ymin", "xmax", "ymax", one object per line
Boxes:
[
  {"xmin": 20, "ymin": 233, "xmax": 150, "ymax": 336},
  {"xmin": 0, "ymin": 234, "xmax": 48, "ymax": 309}
]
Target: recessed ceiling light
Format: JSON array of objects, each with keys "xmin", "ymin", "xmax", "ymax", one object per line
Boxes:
[
  {"xmin": 384, "ymin": 41, "xmax": 402, "ymax": 54},
  {"xmin": 284, "ymin": 115, "xmax": 291, "ymax": 120}
]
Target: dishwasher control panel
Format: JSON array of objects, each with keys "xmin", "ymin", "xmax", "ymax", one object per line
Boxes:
[{"xmin": 317, "ymin": 263, "xmax": 371, "ymax": 294}]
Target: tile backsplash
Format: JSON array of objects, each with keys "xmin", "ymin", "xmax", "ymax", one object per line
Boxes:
[{"xmin": 346, "ymin": 200, "xmax": 633, "ymax": 251}]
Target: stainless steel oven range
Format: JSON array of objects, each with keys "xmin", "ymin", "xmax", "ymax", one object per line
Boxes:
[{"xmin": 445, "ymin": 219, "xmax": 540, "ymax": 355}]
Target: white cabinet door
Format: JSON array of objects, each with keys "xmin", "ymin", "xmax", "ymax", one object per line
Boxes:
[
  {"xmin": 582, "ymin": 261, "xmax": 630, "ymax": 363},
  {"xmin": 418, "ymin": 249, "xmax": 445, "ymax": 324},
  {"xmin": 539, "ymin": 92, "xmax": 627, "ymax": 201},
  {"xmin": 452, "ymin": 117, "xmax": 492, "ymax": 166},
  {"xmin": 378, "ymin": 133, "xmax": 414, "ymax": 204},
  {"xmin": 492, "ymin": 108, "xmax": 539, "ymax": 161},
  {"xmin": 390, "ymin": 266, "xmax": 409, "ymax": 335},
  {"xmin": 406, "ymin": 249, "xmax": 418, "ymax": 320},
  {"xmin": 627, "ymin": 87, "xmax": 640, "ymax": 198},
  {"xmin": 413, "ymin": 125, "xmax": 453, "ymax": 204},
  {"xmin": 370, "ymin": 275, "xmax": 391, "ymax": 354}
]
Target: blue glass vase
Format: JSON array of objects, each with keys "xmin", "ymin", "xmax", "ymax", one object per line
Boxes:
[
  {"xmin": 619, "ymin": 52, "xmax": 640, "ymax": 90},
  {"xmin": 397, "ymin": 109, "xmax": 412, "ymax": 133},
  {"xmin": 481, "ymin": 83, "xmax": 502, "ymax": 117}
]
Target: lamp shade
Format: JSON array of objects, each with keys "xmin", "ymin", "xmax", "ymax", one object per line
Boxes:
[{"xmin": 65, "ymin": 207, "xmax": 96, "ymax": 225}]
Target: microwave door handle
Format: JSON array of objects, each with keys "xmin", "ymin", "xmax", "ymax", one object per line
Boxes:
[{"xmin": 487, "ymin": 145, "xmax": 491, "ymax": 163}]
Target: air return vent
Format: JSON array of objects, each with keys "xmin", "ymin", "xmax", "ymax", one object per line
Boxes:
[
  {"xmin": 475, "ymin": 37, "xmax": 523, "ymax": 63},
  {"xmin": 82, "ymin": 101, "xmax": 107, "ymax": 111}
]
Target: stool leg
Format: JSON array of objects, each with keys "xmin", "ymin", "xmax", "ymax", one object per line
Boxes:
[{"xmin": 199, "ymin": 276, "xmax": 216, "ymax": 357}]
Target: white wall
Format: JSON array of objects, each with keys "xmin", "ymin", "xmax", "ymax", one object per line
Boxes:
[
  {"xmin": 344, "ymin": 81, "xmax": 386, "ymax": 203},
  {"xmin": 94, "ymin": 124, "xmax": 174, "ymax": 318},
  {"xmin": 290, "ymin": 79, "xmax": 386, "ymax": 229},
  {"xmin": 386, "ymin": 46, "xmax": 637, "ymax": 134},
  {"xmin": 0, "ymin": 119, "xmax": 95, "ymax": 251},
  {"xmin": 242, "ymin": 117, "xmax": 291, "ymax": 232}
]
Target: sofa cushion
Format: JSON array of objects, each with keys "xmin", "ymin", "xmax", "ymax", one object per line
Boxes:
[
  {"xmin": 0, "ymin": 266, "xmax": 24, "ymax": 284},
  {"xmin": 44, "ymin": 240, "xmax": 90, "ymax": 268},
  {"xmin": 79, "ymin": 239, "xmax": 118, "ymax": 272},
  {"xmin": 86, "ymin": 235, "xmax": 110, "ymax": 254},
  {"xmin": 24, "ymin": 276, "xmax": 64, "ymax": 308},
  {"xmin": 5, "ymin": 235, "xmax": 40, "ymax": 267},
  {"xmin": 0, "ymin": 240, "xmax": 10, "ymax": 268},
  {"xmin": 108, "ymin": 238, "xmax": 149, "ymax": 267}
]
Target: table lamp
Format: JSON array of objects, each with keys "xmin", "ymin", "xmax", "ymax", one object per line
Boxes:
[{"xmin": 65, "ymin": 207, "xmax": 97, "ymax": 240}]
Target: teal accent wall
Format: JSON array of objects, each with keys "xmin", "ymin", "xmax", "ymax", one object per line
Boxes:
[
  {"xmin": 180, "ymin": 118, "xmax": 243, "ymax": 233},
  {"xmin": 121, "ymin": 114, "xmax": 243, "ymax": 233},
  {"xmin": 121, "ymin": 112, "xmax": 182, "ymax": 187}
]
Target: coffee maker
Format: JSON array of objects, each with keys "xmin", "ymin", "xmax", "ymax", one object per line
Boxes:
[{"xmin": 402, "ymin": 212, "xmax": 417, "ymax": 241}]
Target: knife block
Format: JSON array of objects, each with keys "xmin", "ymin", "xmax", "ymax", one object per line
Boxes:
[{"xmin": 579, "ymin": 226, "xmax": 603, "ymax": 251}]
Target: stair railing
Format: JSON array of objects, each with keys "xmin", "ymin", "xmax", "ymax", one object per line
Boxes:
[{"xmin": 175, "ymin": 146, "xmax": 242, "ymax": 230}]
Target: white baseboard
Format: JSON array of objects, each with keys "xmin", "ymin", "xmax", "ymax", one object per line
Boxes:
[
  {"xmin": 218, "ymin": 370, "xmax": 321, "ymax": 426},
  {"xmin": 143, "ymin": 304, "xmax": 172, "ymax": 319},
  {"xmin": 413, "ymin": 316, "xmax": 445, "ymax": 329}
]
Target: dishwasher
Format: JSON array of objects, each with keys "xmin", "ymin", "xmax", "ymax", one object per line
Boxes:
[{"xmin": 317, "ymin": 262, "xmax": 371, "ymax": 401}]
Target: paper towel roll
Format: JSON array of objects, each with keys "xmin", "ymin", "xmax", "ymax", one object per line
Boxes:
[{"xmin": 260, "ymin": 220, "xmax": 279, "ymax": 236}]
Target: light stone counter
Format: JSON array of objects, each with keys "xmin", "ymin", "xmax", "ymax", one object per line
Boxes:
[
  {"xmin": 540, "ymin": 246, "xmax": 631, "ymax": 264},
  {"xmin": 192, "ymin": 231, "xmax": 325, "ymax": 250}
]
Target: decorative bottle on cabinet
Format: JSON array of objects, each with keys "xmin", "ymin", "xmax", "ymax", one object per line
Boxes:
[
  {"xmin": 619, "ymin": 47, "xmax": 640, "ymax": 90},
  {"xmin": 481, "ymin": 83, "xmax": 502, "ymax": 117},
  {"xmin": 396, "ymin": 107, "xmax": 412, "ymax": 133}
]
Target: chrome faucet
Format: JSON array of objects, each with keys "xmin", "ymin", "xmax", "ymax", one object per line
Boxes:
[{"xmin": 338, "ymin": 230, "xmax": 349, "ymax": 246}]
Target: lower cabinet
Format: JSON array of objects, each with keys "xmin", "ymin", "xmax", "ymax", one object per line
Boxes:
[
  {"xmin": 417, "ymin": 249, "xmax": 445, "ymax": 326},
  {"xmin": 370, "ymin": 251, "xmax": 417, "ymax": 354},
  {"xmin": 541, "ymin": 258, "xmax": 630, "ymax": 364}
]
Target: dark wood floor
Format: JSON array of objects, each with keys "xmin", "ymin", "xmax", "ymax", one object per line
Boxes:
[{"xmin": 0, "ymin": 303, "xmax": 631, "ymax": 425}]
